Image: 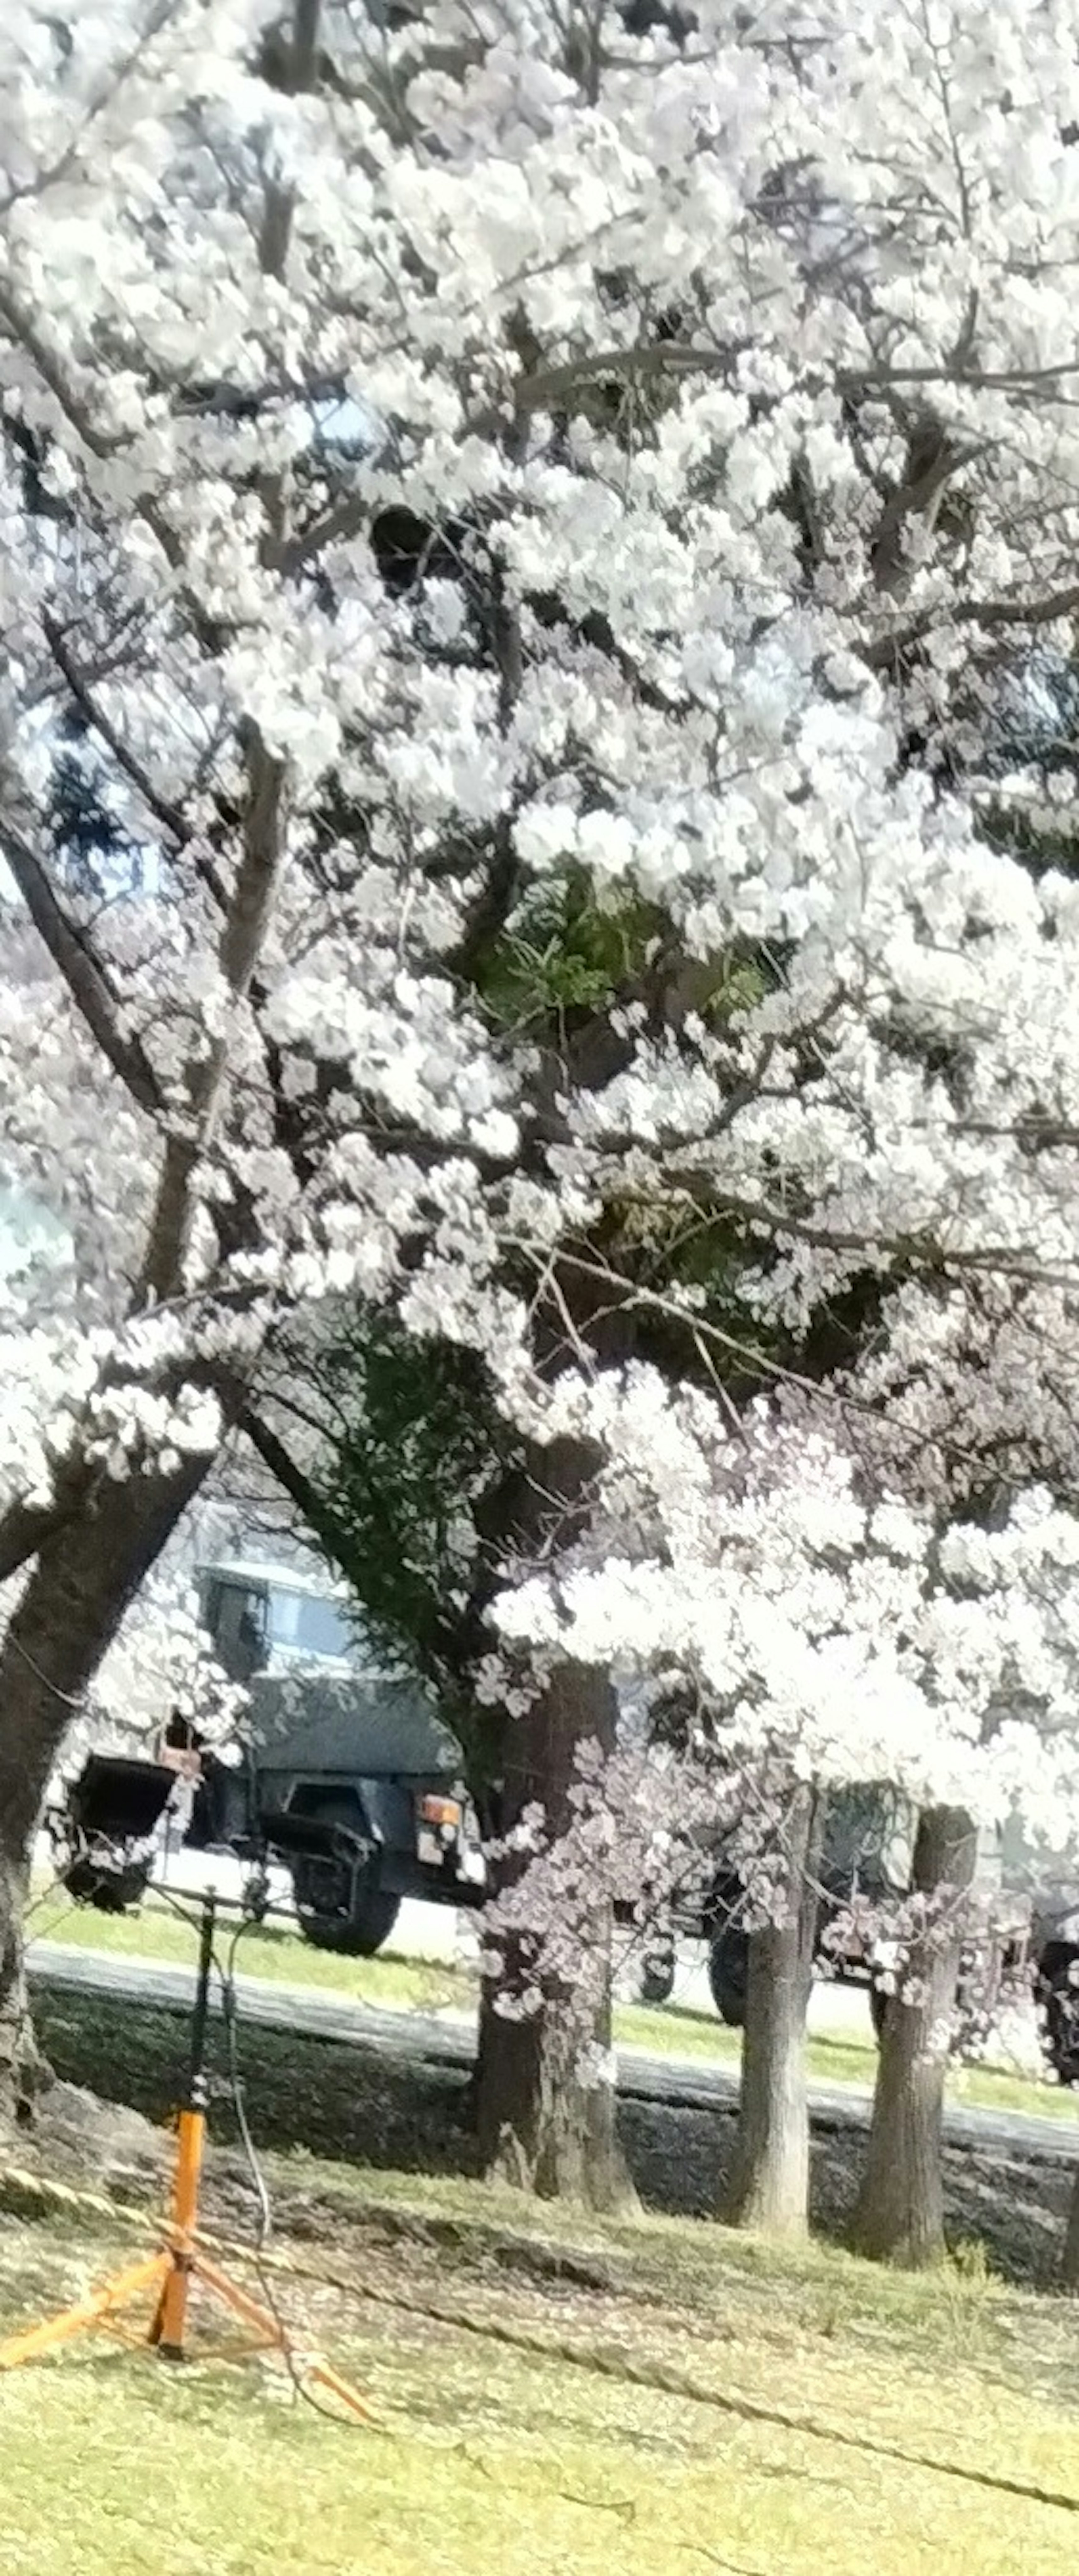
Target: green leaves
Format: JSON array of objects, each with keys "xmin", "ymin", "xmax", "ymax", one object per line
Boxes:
[
  {"xmin": 480, "ymin": 868, "xmax": 665, "ymax": 1030},
  {"xmin": 303, "ymin": 1307, "xmax": 518, "ymax": 1711}
]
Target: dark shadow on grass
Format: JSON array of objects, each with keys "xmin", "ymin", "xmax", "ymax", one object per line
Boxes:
[{"xmin": 34, "ymin": 1990, "xmax": 1071, "ymax": 2290}]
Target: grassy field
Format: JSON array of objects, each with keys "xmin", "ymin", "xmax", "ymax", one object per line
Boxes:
[
  {"xmin": 2, "ymin": 2129, "xmax": 1079, "ymax": 2576},
  {"xmin": 27, "ymin": 1889, "xmax": 1079, "ymax": 2131}
]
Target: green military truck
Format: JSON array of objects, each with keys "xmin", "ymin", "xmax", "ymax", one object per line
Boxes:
[
  {"xmin": 52, "ymin": 1557, "xmax": 485, "ymax": 1955},
  {"xmin": 50, "ymin": 1563, "xmax": 1079, "ymax": 2079}
]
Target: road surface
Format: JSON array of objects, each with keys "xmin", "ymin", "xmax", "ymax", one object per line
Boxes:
[
  {"xmin": 37, "ymin": 1838, "xmax": 1048, "ymax": 2069},
  {"xmin": 27, "ymin": 1937, "xmax": 1079, "ymax": 2172}
]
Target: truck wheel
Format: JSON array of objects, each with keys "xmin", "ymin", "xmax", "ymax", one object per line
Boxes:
[
  {"xmin": 297, "ymin": 1889, "xmax": 402, "ymax": 1958},
  {"xmin": 639, "ymin": 1940, "xmax": 676, "ymax": 2006},
  {"xmin": 1041, "ymin": 1961, "xmax": 1079, "ymax": 2086},
  {"xmin": 708, "ymin": 1928, "xmax": 748, "ymax": 2027},
  {"xmin": 289, "ymin": 1799, "xmax": 402, "ymax": 1959}
]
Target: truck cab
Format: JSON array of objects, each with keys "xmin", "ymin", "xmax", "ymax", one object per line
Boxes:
[
  {"xmin": 200, "ymin": 1560, "xmax": 361, "ymax": 1682},
  {"xmin": 48, "ymin": 1556, "xmax": 485, "ymax": 1957},
  {"xmin": 185, "ymin": 1558, "xmax": 486, "ymax": 1954}
]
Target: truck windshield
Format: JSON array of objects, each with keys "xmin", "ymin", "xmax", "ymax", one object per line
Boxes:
[{"xmin": 265, "ymin": 1588, "xmax": 360, "ymax": 1663}]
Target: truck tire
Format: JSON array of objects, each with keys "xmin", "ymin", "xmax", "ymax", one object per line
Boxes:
[
  {"xmin": 289, "ymin": 1798, "xmax": 402, "ymax": 1958},
  {"xmin": 708, "ymin": 1927, "xmax": 748, "ymax": 2027},
  {"xmin": 297, "ymin": 1888, "xmax": 402, "ymax": 1957},
  {"xmin": 1040, "ymin": 1955, "xmax": 1079, "ymax": 2086},
  {"xmin": 639, "ymin": 1939, "xmax": 676, "ymax": 2006}
]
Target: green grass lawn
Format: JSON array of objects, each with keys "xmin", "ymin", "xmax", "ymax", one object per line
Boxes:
[
  {"xmin": 28, "ymin": 1889, "xmax": 470, "ymax": 2013},
  {"xmin": 27, "ymin": 1889, "xmax": 1079, "ymax": 2131},
  {"xmin": 1, "ymin": 2145, "xmax": 1079, "ymax": 2575}
]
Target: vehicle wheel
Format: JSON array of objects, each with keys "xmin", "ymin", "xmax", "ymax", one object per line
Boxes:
[
  {"xmin": 66, "ymin": 1857, "xmax": 150, "ymax": 1913},
  {"xmin": 708, "ymin": 1927, "xmax": 748, "ymax": 2027},
  {"xmin": 1041, "ymin": 1962, "xmax": 1079, "ymax": 2086},
  {"xmin": 296, "ymin": 1888, "xmax": 402, "ymax": 1957},
  {"xmin": 289, "ymin": 1798, "xmax": 402, "ymax": 1958},
  {"xmin": 639, "ymin": 1943, "xmax": 676, "ymax": 2006}
]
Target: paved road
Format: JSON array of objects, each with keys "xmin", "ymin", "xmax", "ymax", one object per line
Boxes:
[
  {"xmin": 49, "ymin": 1843, "xmax": 883, "ymax": 2034},
  {"xmin": 28, "ymin": 1938, "xmax": 1079, "ymax": 2172},
  {"xmin": 64, "ymin": 1841, "xmax": 1044, "ymax": 2072},
  {"xmin": 151, "ymin": 1856, "xmax": 1047, "ymax": 2069}
]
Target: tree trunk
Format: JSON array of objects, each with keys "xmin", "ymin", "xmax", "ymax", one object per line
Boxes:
[
  {"xmin": 849, "ymin": 1804, "xmax": 976, "ymax": 2268},
  {"xmin": 0, "ymin": 1830, "xmax": 37, "ymax": 2123},
  {"xmin": 723, "ymin": 1783, "xmax": 821, "ymax": 2240},
  {"xmin": 1061, "ymin": 2166, "xmax": 1079, "ymax": 2290},
  {"xmin": 475, "ymin": 1947, "xmax": 631, "ymax": 2209},
  {"xmin": 475, "ymin": 1650, "xmax": 637, "ymax": 2212},
  {"xmin": 0, "ymin": 1448, "xmax": 217, "ymax": 2124}
]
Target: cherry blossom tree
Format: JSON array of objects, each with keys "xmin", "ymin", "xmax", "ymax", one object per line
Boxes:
[
  {"xmin": 492, "ymin": 1378, "xmax": 1079, "ymax": 2241},
  {"xmin": 0, "ymin": 0, "xmax": 517, "ymax": 2118},
  {"xmin": 8, "ymin": 0, "xmax": 1079, "ymax": 2217}
]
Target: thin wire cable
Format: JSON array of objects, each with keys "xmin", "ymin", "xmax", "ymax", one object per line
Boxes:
[
  {"xmin": 218, "ymin": 1914, "xmax": 368, "ymax": 2428},
  {"xmin": 65, "ymin": 1878, "xmax": 331, "ymax": 2411},
  {"xmin": 4, "ymin": 1631, "xmax": 89, "ymax": 1709},
  {"xmin": 221, "ymin": 1918, "xmax": 272, "ymax": 2248}
]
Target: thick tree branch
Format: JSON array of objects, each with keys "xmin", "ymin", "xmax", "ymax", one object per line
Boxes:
[
  {"xmin": 241, "ymin": 1405, "xmax": 347, "ymax": 1567},
  {"xmin": 273, "ymin": 488, "xmax": 370, "ymax": 577},
  {"xmin": 451, "ymin": 560, "xmax": 525, "ymax": 983},
  {"xmin": 864, "ymin": 578, "xmax": 1079, "ymax": 669},
  {"xmin": 41, "ymin": 612, "xmax": 228, "ymax": 914},
  {"xmin": 140, "ymin": 730, "xmax": 286, "ymax": 1302},
  {"xmin": 259, "ymin": 0, "xmax": 323, "ymax": 279},
  {"xmin": 0, "ymin": 815, "xmax": 163, "ymax": 1117},
  {"xmin": 464, "ymin": 340, "xmax": 1079, "ymax": 445},
  {"xmin": 0, "ymin": 283, "xmax": 118, "ymax": 463},
  {"xmin": 869, "ymin": 428, "xmax": 983, "ymax": 597}
]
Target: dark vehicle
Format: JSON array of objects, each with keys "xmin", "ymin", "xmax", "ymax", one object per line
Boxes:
[
  {"xmin": 1029, "ymin": 1883, "xmax": 1079, "ymax": 2083},
  {"xmin": 50, "ymin": 1573, "xmax": 1079, "ymax": 2079},
  {"xmin": 632, "ymin": 1787, "xmax": 1049, "ymax": 2072},
  {"xmin": 628, "ymin": 1786, "xmax": 910, "ymax": 2019},
  {"xmin": 51, "ymin": 1558, "xmax": 485, "ymax": 1957}
]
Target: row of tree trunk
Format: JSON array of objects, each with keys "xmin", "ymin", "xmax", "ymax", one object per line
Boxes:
[
  {"xmin": 472, "ymin": 1787, "xmax": 1043, "ymax": 2277},
  {"xmin": 719, "ymin": 1800, "xmax": 989, "ymax": 2265},
  {"xmin": 0, "ymin": 1496, "xmax": 1072, "ymax": 2280}
]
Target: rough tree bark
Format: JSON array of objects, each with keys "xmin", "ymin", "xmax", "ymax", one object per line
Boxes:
[
  {"xmin": 0, "ymin": 1448, "xmax": 221, "ymax": 2124},
  {"xmin": 723, "ymin": 1783, "xmax": 822, "ymax": 2240},
  {"xmin": 475, "ymin": 1652, "xmax": 636, "ymax": 2212},
  {"xmin": 849, "ymin": 1804, "xmax": 976, "ymax": 2268},
  {"xmin": 1062, "ymin": 2170, "xmax": 1079, "ymax": 2291},
  {"xmin": 471, "ymin": 1432, "xmax": 637, "ymax": 2213}
]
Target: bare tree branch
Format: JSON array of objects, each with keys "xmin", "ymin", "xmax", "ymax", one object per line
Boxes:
[
  {"xmin": 864, "ymin": 576, "xmax": 1079, "ymax": 669},
  {"xmin": 0, "ymin": 815, "xmax": 163, "ymax": 1117},
  {"xmin": 40, "ymin": 612, "xmax": 232, "ymax": 920}
]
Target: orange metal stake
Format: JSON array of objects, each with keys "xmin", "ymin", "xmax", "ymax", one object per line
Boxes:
[
  {"xmin": 149, "ymin": 2105, "xmax": 206, "ymax": 2358},
  {"xmin": 0, "ymin": 1893, "xmax": 372, "ymax": 2422}
]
